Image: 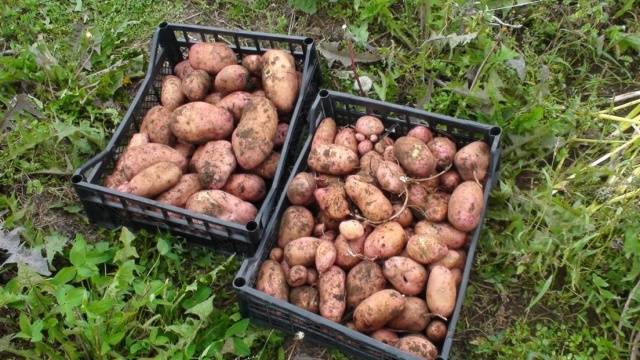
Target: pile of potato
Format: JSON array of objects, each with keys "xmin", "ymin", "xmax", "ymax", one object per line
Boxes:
[
  {"xmin": 255, "ymin": 116, "xmax": 491, "ymax": 360},
  {"xmin": 104, "ymin": 41, "xmax": 303, "ymax": 225}
]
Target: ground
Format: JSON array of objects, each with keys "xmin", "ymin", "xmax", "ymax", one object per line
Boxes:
[{"xmin": 1, "ymin": 1, "xmax": 639, "ymax": 359}]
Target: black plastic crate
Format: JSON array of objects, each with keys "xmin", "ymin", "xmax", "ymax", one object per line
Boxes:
[
  {"xmin": 71, "ymin": 23, "xmax": 321, "ymax": 256},
  {"xmin": 234, "ymin": 90, "xmax": 502, "ymax": 359}
]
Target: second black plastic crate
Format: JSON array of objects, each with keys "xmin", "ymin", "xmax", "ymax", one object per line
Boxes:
[
  {"xmin": 72, "ymin": 23, "xmax": 321, "ymax": 256},
  {"xmin": 234, "ymin": 90, "xmax": 502, "ymax": 359}
]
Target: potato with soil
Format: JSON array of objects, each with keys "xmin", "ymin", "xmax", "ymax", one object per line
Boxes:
[
  {"xmin": 407, "ymin": 125, "xmax": 433, "ymax": 144},
  {"xmin": 314, "ymin": 185, "xmax": 350, "ymax": 220},
  {"xmin": 364, "ymin": 221, "xmax": 406, "ymax": 259},
  {"xmin": 427, "ymin": 137, "xmax": 457, "ymax": 170},
  {"xmin": 374, "ymin": 136, "xmax": 394, "ymax": 154},
  {"xmin": 262, "ymin": 49, "xmax": 299, "ymax": 113},
  {"xmin": 454, "ymin": 140, "xmax": 490, "ymax": 182},
  {"xmin": 360, "ymin": 151, "xmax": 384, "ymax": 176},
  {"xmin": 394, "ymin": 204, "xmax": 413, "ymax": 227},
  {"xmin": 376, "ymin": 160, "xmax": 407, "ymax": 194},
  {"xmin": 396, "ymin": 335, "xmax": 437, "ymax": 360},
  {"xmin": 346, "ymin": 261, "xmax": 386, "ymax": 308},
  {"xmin": 161, "ymin": 75, "xmax": 185, "ymax": 110},
  {"xmin": 174, "ymin": 60, "xmax": 194, "ymax": 80},
  {"xmin": 339, "ymin": 220, "xmax": 364, "ymax": 241},
  {"xmin": 185, "ymin": 190, "xmax": 257, "ymax": 224},
  {"xmin": 222, "ymin": 174, "xmax": 266, "ymax": 202},
  {"xmin": 431, "ymin": 249, "xmax": 465, "ymax": 270},
  {"xmin": 269, "ymin": 247, "xmax": 283, "ymax": 262},
  {"xmin": 188, "ymin": 42, "xmax": 237, "ymax": 75},
  {"xmin": 355, "ymin": 115, "xmax": 384, "ymax": 136},
  {"xmin": 448, "ymin": 181, "xmax": 484, "ymax": 232},
  {"xmin": 345, "ymin": 175, "xmax": 393, "ymax": 222},
  {"xmin": 287, "ymin": 172, "xmax": 316, "ymax": 206},
  {"xmin": 256, "ymin": 259, "xmax": 288, "ymax": 301},
  {"xmin": 284, "ymin": 237, "xmax": 321, "ymax": 267},
  {"xmin": 425, "ymin": 320, "xmax": 447, "ymax": 343},
  {"xmin": 204, "ymin": 92, "xmax": 223, "ymax": 105},
  {"xmin": 170, "ymin": 102, "xmax": 234, "ymax": 144},
  {"xmin": 182, "ymin": 69, "xmax": 210, "ymax": 101},
  {"xmin": 394, "ymin": 136, "xmax": 437, "ymax": 178},
  {"xmin": 117, "ymin": 143, "xmax": 187, "ymax": 180},
  {"xmin": 415, "ymin": 221, "xmax": 467, "ymax": 249},
  {"xmin": 315, "ymin": 240, "xmax": 337, "ymax": 273},
  {"xmin": 387, "ymin": 297, "xmax": 429, "ymax": 332},
  {"xmin": 215, "ymin": 64, "xmax": 250, "ymax": 94},
  {"xmin": 274, "ymin": 122, "xmax": 288, "ymax": 147},
  {"xmin": 423, "ymin": 192, "xmax": 450, "ymax": 222},
  {"xmin": 371, "ymin": 329, "xmax": 399, "ymax": 346},
  {"xmin": 242, "ymin": 54, "xmax": 263, "ymax": 76},
  {"xmin": 406, "ymin": 233, "xmax": 448, "ymax": 265},
  {"xmin": 426, "ymin": 265, "xmax": 457, "ymax": 317},
  {"xmin": 252, "ymin": 151, "xmax": 280, "ymax": 179},
  {"xmin": 307, "ymin": 144, "xmax": 359, "ymax": 175},
  {"xmin": 140, "ymin": 105, "xmax": 174, "ymax": 145},
  {"xmin": 289, "ymin": 286, "xmax": 319, "ymax": 314},
  {"xmin": 287, "ymin": 265, "xmax": 308, "ymax": 287},
  {"xmin": 277, "ymin": 206, "xmax": 314, "ymax": 248},
  {"xmin": 118, "ymin": 162, "xmax": 182, "ymax": 198},
  {"xmin": 440, "ymin": 170, "xmax": 461, "ymax": 192},
  {"xmin": 353, "ymin": 289, "xmax": 406, "ymax": 332},
  {"xmin": 156, "ymin": 173, "xmax": 202, "ymax": 207},
  {"xmin": 334, "ymin": 234, "xmax": 365, "ymax": 270},
  {"xmin": 191, "ymin": 140, "xmax": 236, "ymax": 189},
  {"xmin": 232, "ymin": 96, "xmax": 278, "ymax": 169},
  {"xmin": 383, "ymin": 256, "xmax": 428, "ymax": 296},
  {"xmin": 216, "ymin": 91, "xmax": 252, "ymax": 122},
  {"xmin": 334, "ymin": 127, "xmax": 358, "ymax": 153},
  {"xmin": 318, "ymin": 266, "xmax": 346, "ymax": 322},
  {"xmin": 312, "ymin": 117, "xmax": 337, "ymax": 149}
]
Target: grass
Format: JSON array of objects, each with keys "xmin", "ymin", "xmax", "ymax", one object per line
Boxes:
[{"xmin": 1, "ymin": 0, "xmax": 639, "ymax": 359}]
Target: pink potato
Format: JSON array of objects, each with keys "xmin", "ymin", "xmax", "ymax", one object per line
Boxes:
[
  {"xmin": 287, "ymin": 172, "xmax": 316, "ymax": 206},
  {"xmin": 214, "ymin": 64, "xmax": 250, "ymax": 94},
  {"xmin": 396, "ymin": 335, "xmax": 437, "ymax": 360},
  {"xmin": 448, "ymin": 181, "xmax": 484, "ymax": 232},
  {"xmin": 116, "ymin": 143, "xmax": 187, "ymax": 180},
  {"xmin": 314, "ymin": 185, "xmax": 350, "ymax": 220},
  {"xmin": 118, "ymin": 162, "xmax": 182, "ymax": 198},
  {"xmin": 414, "ymin": 221, "xmax": 467, "ymax": 249},
  {"xmin": 262, "ymin": 49, "xmax": 299, "ymax": 113},
  {"xmin": 346, "ymin": 260, "xmax": 386, "ymax": 308},
  {"xmin": 406, "ymin": 233, "xmax": 448, "ymax": 265},
  {"xmin": 232, "ymin": 96, "xmax": 278, "ymax": 170},
  {"xmin": 181, "ymin": 69, "xmax": 211, "ymax": 101},
  {"xmin": 170, "ymin": 102, "xmax": 234, "ymax": 144},
  {"xmin": 140, "ymin": 105, "xmax": 174, "ymax": 145},
  {"xmin": 425, "ymin": 265, "xmax": 457, "ymax": 317},
  {"xmin": 376, "ymin": 160, "xmax": 407, "ymax": 194},
  {"xmin": 188, "ymin": 42, "xmax": 237, "ymax": 75},
  {"xmin": 174, "ymin": 60, "xmax": 195, "ymax": 80},
  {"xmin": 318, "ymin": 266, "xmax": 346, "ymax": 322},
  {"xmin": 161, "ymin": 75, "xmax": 186, "ymax": 111},
  {"xmin": 274, "ymin": 122, "xmax": 289, "ymax": 147},
  {"xmin": 353, "ymin": 289, "xmax": 406, "ymax": 332},
  {"xmin": 156, "ymin": 173, "xmax": 202, "ymax": 207},
  {"xmin": 407, "ymin": 125, "xmax": 433, "ymax": 143},
  {"xmin": 185, "ymin": 190, "xmax": 257, "ymax": 224},
  {"xmin": 216, "ymin": 91, "xmax": 252, "ymax": 122},
  {"xmin": 355, "ymin": 115, "xmax": 384, "ymax": 136},
  {"xmin": 454, "ymin": 141, "xmax": 490, "ymax": 182},
  {"xmin": 394, "ymin": 136, "xmax": 437, "ymax": 178},
  {"xmin": 315, "ymin": 240, "xmax": 337, "ymax": 273},
  {"xmin": 307, "ymin": 144, "xmax": 359, "ymax": 175},
  {"xmin": 277, "ymin": 206, "xmax": 315, "ymax": 248},
  {"xmin": 427, "ymin": 137, "xmax": 457, "ymax": 170},
  {"xmin": 363, "ymin": 221, "xmax": 406, "ymax": 259},
  {"xmin": 312, "ymin": 117, "xmax": 337, "ymax": 150},
  {"xmin": 242, "ymin": 54, "xmax": 263, "ymax": 76},
  {"xmin": 334, "ymin": 127, "xmax": 358, "ymax": 154},
  {"xmin": 382, "ymin": 256, "xmax": 428, "ymax": 296},
  {"xmin": 440, "ymin": 170, "xmax": 462, "ymax": 192},
  {"xmin": 358, "ymin": 140, "xmax": 374, "ymax": 155},
  {"xmin": 256, "ymin": 260, "xmax": 288, "ymax": 301},
  {"xmin": 252, "ymin": 151, "xmax": 280, "ymax": 179},
  {"xmin": 191, "ymin": 140, "xmax": 236, "ymax": 189},
  {"xmin": 203, "ymin": 92, "xmax": 223, "ymax": 105},
  {"xmin": 345, "ymin": 175, "xmax": 393, "ymax": 222},
  {"xmin": 222, "ymin": 174, "xmax": 266, "ymax": 202}
]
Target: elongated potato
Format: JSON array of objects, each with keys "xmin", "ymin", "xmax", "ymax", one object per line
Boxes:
[
  {"xmin": 188, "ymin": 42, "xmax": 237, "ymax": 75},
  {"xmin": 140, "ymin": 105, "xmax": 174, "ymax": 145},
  {"xmin": 355, "ymin": 115, "xmax": 384, "ymax": 136},
  {"xmin": 454, "ymin": 141, "xmax": 490, "ymax": 182},
  {"xmin": 170, "ymin": 102, "xmax": 234, "ymax": 144},
  {"xmin": 284, "ymin": 237, "xmax": 320, "ymax": 266},
  {"xmin": 289, "ymin": 286, "xmax": 319, "ymax": 314},
  {"xmin": 232, "ymin": 96, "xmax": 278, "ymax": 169},
  {"xmin": 314, "ymin": 185, "xmax": 350, "ymax": 220},
  {"xmin": 222, "ymin": 174, "xmax": 266, "ymax": 202},
  {"xmin": 118, "ymin": 162, "xmax": 181, "ymax": 198},
  {"xmin": 334, "ymin": 234, "xmax": 364, "ymax": 270},
  {"xmin": 185, "ymin": 190, "xmax": 257, "ymax": 224},
  {"xmin": 316, "ymin": 240, "xmax": 337, "ymax": 273},
  {"xmin": 242, "ymin": 54, "xmax": 263, "ymax": 76},
  {"xmin": 407, "ymin": 125, "xmax": 433, "ymax": 144},
  {"xmin": 353, "ymin": 289, "xmax": 406, "ymax": 332},
  {"xmin": 364, "ymin": 221, "xmax": 406, "ymax": 259},
  {"xmin": 287, "ymin": 172, "xmax": 316, "ymax": 206},
  {"xmin": 448, "ymin": 181, "xmax": 484, "ymax": 232},
  {"xmin": 345, "ymin": 175, "xmax": 393, "ymax": 222},
  {"xmin": 387, "ymin": 297, "xmax": 429, "ymax": 332},
  {"xmin": 117, "ymin": 143, "xmax": 187, "ymax": 179},
  {"xmin": 440, "ymin": 170, "xmax": 461, "ymax": 192},
  {"xmin": 346, "ymin": 261, "xmax": 386, "ymax": 308},
  {"xmin": 426, "ymin": 265, "xmax": 456, "ymax": 317},
  {"xmin": 262, "ymin": 49, "xmax": 299, "ymax": 113},
  {"xmin": 277, "ymin": 206, "xmax": 314, "ymax": 248},
  {"xmin": 287, "ymin": 265, "xmax": 308, "ymax": 287},
  {"xmin": 161, "ymin": 75, "xmax": 185, "ymax": 110},
  {"xmin": 308, "ymin": 144, "xmax": 359, "ymax": 175},
  {"xmin": 426, "ymin": 320, "xmax": 447, "ymax": 343},
  {"xmin": 156, "ymin": 173, "xmax": 202, "ymax": 207},
  {"xmin": 252, "ymin": 151, "xmax": 280, "ymax": 179},
  {"xmin": 427, "ymin": 137, "xmax": 457, "ymax": 170},
  {"xmin": 312, "ymin": 117, "xmax": 337, "ymax": 150},
  {"xmin": 174, "ymin": 60, "xmax": 194, "ymax": 80},
  {"xmin": 371, "ymin": 329, "xmax": 399, "ymax": 346},
  {"xmin": 256, "ymin": 260, "xmax": 288, "ymax": 301},
  {"xmin": 396, "ymin": 335, "xmax": 437, "ymax": 360},
  {"xmin": 191, "ymin": 140, "xmax": 236, "ymax": 189},
  {"xmin": 182, "ymin": 69, "xmax": 211, "ymax": 101},
  {"xmin": 394, "ymin": 136, "xmax": 437, "ymax": 178},
  {"xmin": 376, "ymin": 160, "xmax": 407, "ymax": 194},
  {"xmin": 318, "ymin": 266, "xmax": 346, "ymax": 322},
  {"xmin": 406, "ymin": 233, "xmax": 448, "ymax": 265},
  {"xmin": 414, "ymin": 221, "xmax": 467, "ymax": 249},
  {"xmin": 383, "ymin": 256, "xmax": 428, "ymax": 296},
  {"xmin": 360, "ymin": 151, "xmax": 384, "ymax": 176},
  {"xmin": 334, "ymin": 127, "xmax": 358, "ymax": 153}
]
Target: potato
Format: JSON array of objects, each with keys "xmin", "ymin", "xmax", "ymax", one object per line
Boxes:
[
  {"xmin": 232, "ymin": 96, "xmax": 278, "ymax": 169},
  {"xmin": 371, "ymin": 329, "xmax": 399, "ymax": 346},
  {"xmin": 216, "ymin": 91, "xmax": 252, "ymax": 122},
  {"xmin": 414, "ymin": 221, "xmax": 467, "ymax": 249},
  {"xmin": 188, "ymin": 42, "xmax": 237, "ymax": 75},
  {"xmin": 214, "ymin": 64, "xmax": 249, "ymax": 94},
  {"xmin": 318, "ymin": 266, "xmax": 346, "ymax": 322},
  {"xmin": 174, "ymin": 60, "xmax": 194, "ymax": 80},
  {"xmin": 170, "ymin": 102, "xmax": 234, "ymax": 144},
  {"xmin": 252, "ymin": 151, "xmax": 280, "ymax": 179},
  {"xmin": 316, "ymin": 240, "xmax": 337, "ymax": 273},
  {"xmin": 105, "ymin": 171, "xmax": 127, "ymax": 189},
  {"xmin": 423, "ymin": 192, "xmax": 450, "ymax": 222},
  {"xmin": 396, "ymin": 335, "xmax": 437, "ymax": 360},
  {"xmin": 451, "ymin": 268, "xmax": 462, "ymax": 286},
  {"xmin": 425, "ymin": 320, "xmax": 447, "ymax": 343},
  {"xmin": 312, "ymin": 117, "xmax": 337, "ymax": 149},
  {"xmin": 284, "ymin": 237, "xmax": 320, "ymax": 266},
  {"xmin": 358, "ymin": 140, "xmax": 374, "ymax": 155},
  {"xmin": 374, "ymin": 136, "xmax": 394, "ymax": 154},
  {"xmin": 320, "ymin": 230, "xmax": 336, "ymax": 242},
  {"xmin": 191, "ymin": 140, "xmax": 236, "ymax": 189},
  {"xmin": 334, "ymin": 234, "xmax": 364, "ymax": 270},
  {"xmin": 394, "ymin": 136, "xmax": 437, "ymax": 178},
  {"xmin": 370, "ymin": 134, "xmax": 379, "ymax": 142},
  {"xmin": 289, "ymin": 286, "xmax": 319, "ymax": 314},
  {"xmin": 308, "ymin": 144, "xmax": 359, "ymax": 175},
  {"xmin": 277, "ymin": 206, "xmax": 314, "ymax": 248},
  {"xmin": 407, "ymin": 125, "xmax": 433, "ymax": 144},
  {"xmin": 256, "ymin": 260, "xmax": 288, "ymax": 301},
  {"xmin": 222, "ymin": 174, "xmax": 266, "ymax": 202},
  {"xmin": 274, "ymin": 122, "xmax": 288, "ymax": 147},
  {"xmin": 314, "ymin": 185, "xmax": 350, "ymax": 220},
  {"xmin": 181, "ymin": 69, "xmax": 211, "ymax": 101},
  {"xmin": 117, "ymin": 143, "xmax": 187, "ymax": 180},
  {"xmin": 431, "ymin": 249, "xmax": 465, "ymax": 270},
  {"xmin": 355, "ymin": 115, "xmax": 384, "ymax": 136},
  {"xmin": 287, "ymin": 172, "xmax": 316, "ymax": 206},
  {"xmin": 383, "ymin": 146, "xmax": 396, "ymax": 162},
  {"xmin": 353, "ymin": 289, "xmax": 406, "ymax": 332},
  {"xmin": 364, "ymin": 221, "xmax": 406, "ymax": 259},
  {"xmin": 287, "ymin": 265, "xmax": 308, "ymax": 287},
  {"xmin": 118, "ymin": 162, "xmax": 181, "ymax": 198},
  {"xmin": 174, "ymin": 141, "xmax": 195, "ymax": 159},
  {"xmin": 307, "ymin": 268, "xmax": 318, "ymax": 286},
  {"xmin": 387, "ymin": 297, "xmax": 429, "ymax": 332},
  {"xmin": 280, "ymin": 260, "xmax": 290, "ymax": 276},
  {"xmin": 448, "ymin": 181, "xmax": 484, "ymax": 232},
  {"xmin": 346, "ymin": 261, "xmax": 386, "ymax": 308},
  {"xmin": 427, "ymin": 137, "xmax": 457, "ymax": 170},
  {"xmin": 128, "ymin": 132, "xmax": 149, "ymax": 148},
  {"xmin": 355, "ymin": 133, "xmax": 366, "ymax": 142},
  {"xmin": 393, "ymin": 204, "xmax": 413, "ymax": 227},
  {"xmin": 185, "ymin": 190, "xmax": 257, "ymax": 224},
  {"xmin": 242, "ymin": 54, "xmax": 263, "ymax": 76},
  {"xmin": 360, "ymin": 151, "xmax": 384, "ymax": 176},
  {"xmin": 426, "ymin": 266, "xmax": 456, "ymax": 317},
  {"xmin": 339, "ymin": 220, "xmax": 364, "ymax": 241},
  {"xmin": 376, "ymin": 160, "xmax": 407, "ymax": 194},
  {"xmin": 204, "ymin": 92, "xmax": 223, "ymax": 105},
  {"xmin": 269, "ymin": 247, "xmax": 283, "ymax": 262},
  {"xmin": 262, "ymin": 49, "xmax": 299, "ymax": 113},
  {"xmin": 334, "ymin": 128, "xmax": 358, "ymax": 153},
  {"xmin": 345, "ymin": 175, "xmax": 393, "ymax": 222},
  {"xmin": 140, "ymin": 105, "xmax": 174, "ymax": 145},
  {"xmin": 406, "ymin": 233, "xmax": 448, "ymax": 265},
  {"xmin": 454, "ymin": 140, "xmax": 490, "ymax": 182},
  {"xmin": 316, "ymin": 210, "xmax": 340, "ymax": 232},
  {"xmin": 440, "ymin": 170, "xmax": 461, "ymax": 192},
  {"xmin": 382, "ymin": 256, "xmax": 428, "ymax": 296},
  {"xmin": 161, "ymin": 75, "xmax": 185, "ymax": 110},
  {"xmin": 156, "ymin": 173, "xmax": 202, "ymax": 207},
  {"xmin": 316, "ymin": 174, "xmax": 342, "ymax": 188}
]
